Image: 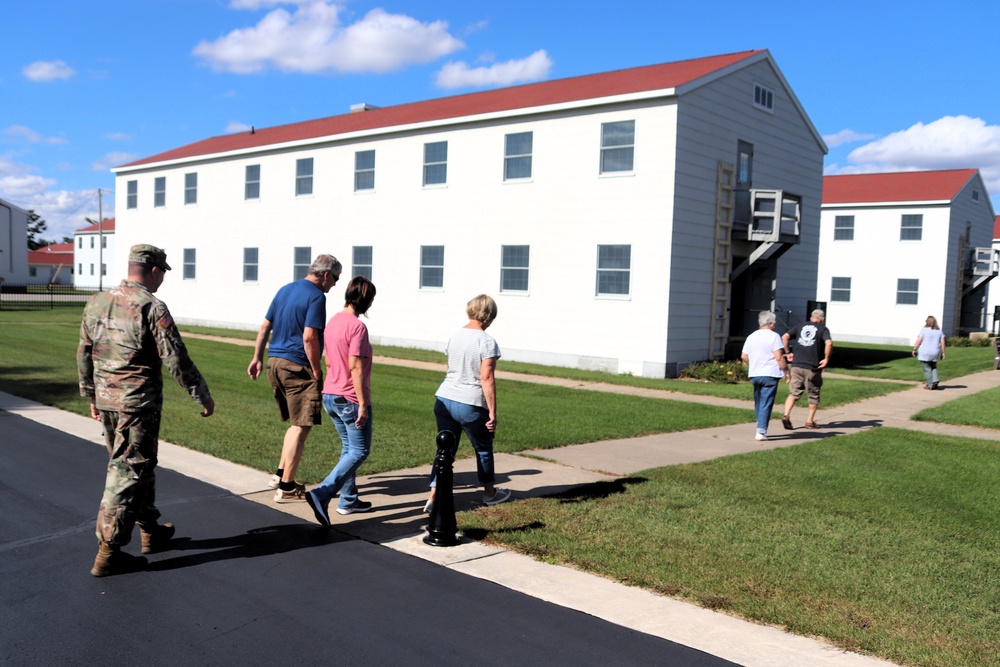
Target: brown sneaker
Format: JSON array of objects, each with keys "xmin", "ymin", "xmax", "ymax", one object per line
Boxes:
[
  {"xmin": 274, "ymin": 485, "xmax": 308, "ymax": 503},
  {"xmin": 140, "ymin": 523, "xmax": 175, "ymax": 554},
  {"xmin": 91, "ymin": 543, "xmax": 148, "ymax": 577}
]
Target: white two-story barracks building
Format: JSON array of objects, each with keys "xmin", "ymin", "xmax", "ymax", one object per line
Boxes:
[
  {"xmin": 112, "ymin": 49, "xmax": 826, "ymax": 377},
  {"xmin": 817, "ymin": 169, "xmax": 997, "ymax": 345}
]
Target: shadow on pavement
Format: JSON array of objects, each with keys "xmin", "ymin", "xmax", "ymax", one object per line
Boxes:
[{"xmin": 147, "ymin": 522, "xmax": 344, "ymax": 572}]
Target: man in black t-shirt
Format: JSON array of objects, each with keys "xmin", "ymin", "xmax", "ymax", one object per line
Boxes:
[{"xmin": 780, "ymin": 309, "xmax": 833, "ymax": 429}]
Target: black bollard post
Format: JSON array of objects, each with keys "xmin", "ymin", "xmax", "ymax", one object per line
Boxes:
[{"xmin": 424, "ymin": 430, "xmax": 460, "ymax": 547}]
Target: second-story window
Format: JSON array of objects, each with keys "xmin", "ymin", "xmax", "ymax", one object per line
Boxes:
[
  {"xmin": 245, "ymin": 164, "xmax": 260, "ymax": 200},
  {"xmin": 355, "ymin": 150, "xmax": 375, "ymax": 191},
  {"xmin": 154, "ymin": 177, "xmax": 166, "ymax": 207},
  {"xmin": 423, "ymin": 141, "xmax": 447, "ymax": 186},
  {"xmin": 600, "ymin": 121, "xmax": 635, "ymax": 174},
  {"xmin": 504, "ymin": 132, "xmax": 533, "ymax": 180},
  {"xmin": 184, "ymin": 172, "xmax": 198, "ymax": 205},
  {"xmin": 296, "ymin": 158, "xmax": 314, "ymax": 196},
  {"xmin": 127, "ymin": 180, "xmax": 138, "ymax": 209}
]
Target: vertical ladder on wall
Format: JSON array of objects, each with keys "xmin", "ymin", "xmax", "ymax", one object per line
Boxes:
[
  {"xmin": 711, "ymin": 161, "xmax": 735, "ymax": 359},
  {"xmin": 953, "ymin": 233, "xmax": 968, "ymax": 334}
]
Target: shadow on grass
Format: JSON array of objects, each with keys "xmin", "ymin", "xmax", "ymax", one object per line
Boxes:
[
  {"xmin": 551, "ymin": 476, "xmax": 648, "ymax": 504},
  {"xmin": 147, "ymin": 523, "xmax": 345, "ymax": 572},
  {"xmin": 0, "ymin": 368, "xmax": 81, "ymax": 408},
  {"xmin": 833, "ymin": 347, "xmax": 912, "ymax": 370}
]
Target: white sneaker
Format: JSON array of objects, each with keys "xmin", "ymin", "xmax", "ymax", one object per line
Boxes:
[
  {"xmin": 268, "ymin": 474, "xmax": 281, "ymax": 489},
  {"xmin": 755, "ymin": 433, "xmax": 768, "ymax": 441},
  {"xmin": 483, "ymin": 487, "xmax": 512, "ymax": 505}
]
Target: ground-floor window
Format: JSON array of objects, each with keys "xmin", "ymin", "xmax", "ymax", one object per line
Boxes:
[
  {"xmin": 896, "ymin": 278, "xmax": 919, "ymax": 305},
  {"xmin": 831, "ymin": 277, "xmax": 851, "ymax": 302},
  {"xmin": 293, "ymin": 247, "xmax": 311, "ymax": 281},
  {"xmin": 596, "ymin": 244, "xmax": 631, "ymax": 296},
  {"xmin": 243, "ymin": 248, "xmax": 258, "ymax": 282},
  {"xmin": 500, "ymin": 245, "xmax": 529, "ymax": 292},
  {"xmin": 353, "ymin": 246, "xmax": 373, "ymax": 280},
  {"xmin": 183, "ymin": 249, "xmax": 196, "ymax": 280},
  {"xmin": 420, "ymin": 245, "xmax": 444, "ymax": 289}
]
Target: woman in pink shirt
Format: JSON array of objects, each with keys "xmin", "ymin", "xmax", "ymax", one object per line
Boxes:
[{"xmin": 305, "ymin": 276, "xmax": 376, "ymax": 527}]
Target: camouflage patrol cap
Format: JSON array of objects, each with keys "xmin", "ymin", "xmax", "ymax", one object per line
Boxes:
[{"xmin": 129, "ymin": 244, "xmax": 171, "ymax": 271}]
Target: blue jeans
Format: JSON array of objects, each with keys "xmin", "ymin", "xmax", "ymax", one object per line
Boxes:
[
  {"xmin": 312, "ymin": 394, "xmax": 372, "ymax": 510},
  {"xmin": 920, "ymin": 360, "xmax": 939, "ymax": 387},
  {"xmin": 750, "ymin": 376, "xmax": 779, "ymax": 435},
  {"xmin": 430, "ymin": 397, "xmax": 494, "ymax": 488}
]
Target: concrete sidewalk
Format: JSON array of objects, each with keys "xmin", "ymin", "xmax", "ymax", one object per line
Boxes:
[{"xmin": 10, "ymin": 347, "xmax": 999, "ymax": 667}]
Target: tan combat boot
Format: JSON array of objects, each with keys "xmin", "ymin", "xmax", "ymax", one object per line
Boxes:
[
  {"xmin": 90, "ymin": 543, "xmax": 148, "ymax": 577},
  {"xmin": 140, "ymin": 523, "xmax": 175, "ymax": 554}
]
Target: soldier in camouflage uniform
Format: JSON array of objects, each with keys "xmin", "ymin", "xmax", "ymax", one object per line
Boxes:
[{"xmin": 78, "ymin": 244, "xmax": 214, "ymax": 577}]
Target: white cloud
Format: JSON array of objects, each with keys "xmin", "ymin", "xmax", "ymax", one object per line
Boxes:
[
  {"xmin": 226, "ymin": 121, "xmax": 253, "ymax": 133},
  {"xmin": 822, "ymin": 129, "xmax": 876, "ymax": 149},
  {"xmin": 836, "ymin": 116, "xmax": 1000, "ymax": 201},
  {"xmin": 92, "ymin": 152, "xmax": 138, "ymax": 172},
  {"xmin": 22, "ymin": 60, "xmax": 76, "ymax": 82},
  {"xmin": 193, "ymin": 3, "xmax": 463, "ymax": 74},
  {"xmin": 4, "ymin": 125, "xmax": 68, "ymax": 145},
  {"xmin": 0, "ymin": 156, "xmax": 100, "ymax": 239},
  {"xmin": 435, "ymin": 49, "xmax": 552, "ymax": 89},
  {"xmin": 104, "ymin": 132, "xmax": 132, "ymax": 142}
]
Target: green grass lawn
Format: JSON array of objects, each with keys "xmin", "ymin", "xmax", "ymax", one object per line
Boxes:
[
  {"xmin": 829, "ymin": 341, "xmax": 992, "ymax": 382},
  {"xmin": 460, "ymin": 428, "xmax": 1000, "ymax": 667},
  {"xmin": 913, "ymin": 384, "xmax": 1000, "ymax": 429},
  {"xmin": 0, "ymin": 310, "xmax": 753, "ymax": 481}
]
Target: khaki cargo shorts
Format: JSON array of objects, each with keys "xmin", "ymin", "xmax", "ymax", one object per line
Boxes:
[{"xmin": 266, "ymin": 357, "xmax": 323, "ymax": 426}]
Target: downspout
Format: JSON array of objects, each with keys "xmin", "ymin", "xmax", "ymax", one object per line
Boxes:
[{"xmin": 0, "ymin": 200, "xmax": 12, "ymax": 274}]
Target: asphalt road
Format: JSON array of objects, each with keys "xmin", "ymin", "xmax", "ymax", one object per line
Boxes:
[{"xmin": 0, "ymin": 410, "xmax": 739, "ymax": 666}]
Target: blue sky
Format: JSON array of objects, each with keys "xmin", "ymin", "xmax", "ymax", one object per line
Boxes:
[{"xmin": 3, "ymin": 0, "xmax": 999, "ymax": 240}]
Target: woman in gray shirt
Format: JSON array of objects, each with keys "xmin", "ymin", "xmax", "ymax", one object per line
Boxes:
[{"xmin": 424, "ymin": 295, "xmax": 511, "ymax": 512}]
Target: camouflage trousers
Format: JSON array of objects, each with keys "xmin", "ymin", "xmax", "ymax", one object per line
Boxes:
[{"xmin": 96, "ymin": 409, "xmax": 162, "ymax": 546}]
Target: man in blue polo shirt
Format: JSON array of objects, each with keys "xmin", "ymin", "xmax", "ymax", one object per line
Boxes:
[{"xmin": 248, "ymin": 254, "xmax": 341, "ymax": 502}]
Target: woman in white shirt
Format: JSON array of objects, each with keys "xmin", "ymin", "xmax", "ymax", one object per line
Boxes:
[
  {"xmin": 740, "ymin": 311, "xmax": 790, "ymax": 441},
  {"xmin": 912, "ymin": 315, "xmax": 946, "ymax": 390}
]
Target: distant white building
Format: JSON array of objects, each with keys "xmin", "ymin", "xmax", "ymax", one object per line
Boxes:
[
  {"xmin": 817, "ymin": 169, "xmax": 997, "ymax": 345},
  {"xmin": 989, "ymin": 215, "xmax": 1000, "ymax": 334},
  {"xmin": 27, "ymin": 243, "xmax": 74, "ymax": 285},
  {"xmin": 112, "ymin": 50, "xmax": 827, "ymax": 377},
  {"xmin": 73, "ymin": 218, "xmax": 118, "ymax": 290},
  {"xmin": 0, "ymin": 197, "xmax": 29, "ymax": 284}
]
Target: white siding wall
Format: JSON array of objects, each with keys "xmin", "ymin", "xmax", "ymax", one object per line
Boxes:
[
  {"xmin": 74, "ymin": 232, "xmax": 118, "ymax": 289},
  {"xmin": 817, "ymin": 204, "xmax": 952, "ymax": 344},
  {"xmin": 0, "ymin": 200, "xmax": 29, "ymax": 282},
  {"xmin": 672, "ymin": 60, "xmax": 824, "ymax": 365},
  {"xmin": 117, "ymin": 104, "xmax": 680, "ymax": 375}
]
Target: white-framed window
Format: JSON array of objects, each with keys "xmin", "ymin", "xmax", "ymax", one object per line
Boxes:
[
  {"xmin": 600, "ymin": 121, "xmax": 635, "ymax": 174},
  {"xmin": 423, "ymin": 141, "xmax": 447, "ymax": 186},
  {"xmin": 753, "ymin": 83, "xmax": 774, "ymax": 111},
  {"xmin": 154, "ymin": 176, "xmax": 166, "ymax": 207},
  {"xmin": 183, "ymin": 249, "xmax": 196, "ymax": 280},
  {"xmin": 831, "ymin": 277, "xmax": 851, "ymax": 302},
  {"xmin": 78, "ymin": 263, "xmax": 83, "ymax": 274},
  {"xmin": 90, "ymin": 237, "xmax": 94, "ymax": 249},
  {"xmin": 900, "ymin": 214, "xmax": 923, "ymax": 241},
  {"xmin": 78, "ymin": 237, "xmax": 82, "ymax": 248},
  {"xmin": 245, "ymin": 164, "xmax": 260, "ymax": 200},
  {"xmin": 500, "ymin": 245, "xmax": 530, "ymax": 292},
  {"xmin": 101, "ymin": 263, "xmax": 107, "ymax": 276},
  {"xmin": 504, "ymin": 132, "xmax": 533, "ymax": 181},
  {"xmin": 897, "ymin": 278, "xmax": 919, "ymax": 305},
  {"xmin": 243, "ymin": 248, "xmax": 258, "ymax": 282},
  {"xmin": 353, "ymin": 246, "xmax": 373, "ymax": 280},
  {"xmin": 90, "ymin": 264, "xmax": 94, "ymax": 275},
  {"xmin": 126, "ymin": 180, "xmax": 138, "ymax": 209},
  {"xmin": 355, "ymin": 150, "xmax": 375, "ymax": 191},
  {"xmin": 101, "ymin": 236, "xmax": 107, "ymax": 248},
  {"xmin": 596, "ymin": 245, "xmax": 631, "ymax": 296},
  {"xmin": 293, "ymin": 247, "xmax": 311, "ymax": 280},
  {"xmin": 296, "ymin": 158, "xmax": 314, "ymax": 196},
  {"xmin": 420, "ymin": 245, "xmax": 444, "ymax": 289},
  {"xmin": 834, "ymin": 215, "xmax": 854, "ymax": 241},
  {"xmin": 184, "ymin": 172, "xmax": 198, "ymax": 205}
]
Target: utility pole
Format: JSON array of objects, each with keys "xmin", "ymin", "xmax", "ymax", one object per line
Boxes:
[{"xmin": 97, "ymin": 188, "xmax": 104, "ymax": 291}]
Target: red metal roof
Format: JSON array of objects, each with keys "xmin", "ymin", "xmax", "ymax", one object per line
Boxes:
[
  {"xmin": 993, "ymin": 215, "xmax": 1000, "ymax": 240},
  {"xmin": 75, "ymin": 218, "xmax": 115, "ymax": 233},
  {"xmin": 28, "ymin": 242, "xmax": 74, "ymax": 266},
  {"xmin": 823, "ymin": 169, "xmax": 978, "ymax": 204},
  {"xmin": 120, "ymin": 50, "xmax": 765, "ymax": 169}
]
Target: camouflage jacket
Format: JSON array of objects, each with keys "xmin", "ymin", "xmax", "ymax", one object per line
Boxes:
[{"xmin": 78, "ymin": 279, "xmax": 211, "ymax": 412}]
